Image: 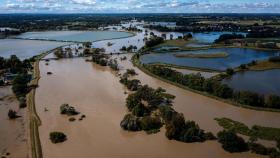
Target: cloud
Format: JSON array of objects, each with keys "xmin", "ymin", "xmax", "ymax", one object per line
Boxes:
[
  {"xmin": 70, "ymin": 0, "xmax": 97, "ymax": 6},
  {"xmin": 1, "ymin": 0, "xmax": 280, "ymax": 13}
]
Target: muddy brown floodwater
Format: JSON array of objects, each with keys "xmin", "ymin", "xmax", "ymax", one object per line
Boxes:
[
  {"xmin": 0, "ymin": 86, "xmax": 28, "ymax": 158},
  {"xmin": 34, "ymin": 55, "xmax": 279, "ymax": 158}
]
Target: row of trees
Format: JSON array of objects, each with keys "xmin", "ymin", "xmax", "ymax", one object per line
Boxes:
[
  {"xmin": 0, "ymin": 55, "xmax": 32, "ymax": 74},
  {"xmin": 120, "ymin": 45, "xmax": 137, "ymax": 52},
  {"xmin": 144, "ymin": 64, "xmax": 280, "ymax": 109},
  {"xmin": 214, "ymin": 33, "xmax": 245, "ymax": 43}
]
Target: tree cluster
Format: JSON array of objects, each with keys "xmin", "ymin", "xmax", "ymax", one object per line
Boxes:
[
  {"xmin": 217, "ymin": 130, "xmax": 249, "ymax": 153},
  {"xmin": 49, "ymin": 132, "xmax": 67, "ymax": 143},
  {"xmin": 145, "ymin": 36, "xmax": 164, "ymax": 48},
  {"xmin": 214, "ymin": 33, "xmax": 245, "ymax": 44},
  {"xmin": 60, "ymin": 104, "xmax": 79, "ymax": 116}
]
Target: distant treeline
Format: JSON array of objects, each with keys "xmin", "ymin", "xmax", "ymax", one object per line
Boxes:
[{"xmin": 0, "ymin": 14, "xmax": 128, "ymax": 31}]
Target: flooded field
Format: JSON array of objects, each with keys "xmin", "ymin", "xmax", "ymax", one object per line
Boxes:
[
  {"xmin": 34, "ymin": 53, "xmax": 280, "ymax": 158},
  {"xmin": 223, "ymin": 69, "xmax": 280, "ymax": 95},
  {"xmin": 17, "ymin": 31, "xmax": 134, "ymax": 42},
  {"xmin": 0, "ymin": 86, "xmax": 28, "ymax": 158},
  {"xmin": 140, "ymin": 48, "xmax": 279, "ymax": 71},
  {"xmin": 0, "ymin": 39, "xmax": 68, "ymax": 59}
]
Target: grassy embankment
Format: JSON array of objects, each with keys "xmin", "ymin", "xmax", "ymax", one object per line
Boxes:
[
  {"xmin": 247, "ymin": 60, "xmax": 280, "ymax": 71},
  {"xmin": 132, "ymin": 54, "xmax": 280, "ymax": 113},
  {"xmin": 155, "ymin": 39, "xmax": 280, "ymax": 52},
  {"xmin": 174, "ymin": 52, "xmax": 229, "ymax": 58},
  {"xmin": 215, "ymin": 118, "xmax": 280, "ymax": 141},
  {"xmin": 27, "ymin": 46, "xmax": 68, "ymax": 158}
]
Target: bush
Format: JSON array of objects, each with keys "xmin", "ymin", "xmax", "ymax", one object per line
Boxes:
[
  {"xmin": 120, "ymin": 114, "xmax": 141, "ymax": 131},
  {"xmin": 217, "ymin": 130, "xmax": 249, "ymax": 153},
  {"xmin": 265, "ymin": 95, "xmax": 280, "ymax": 108},
  {"xmin": 234, "ymin": 91, "xmax": 264, "ymax": 107},
  {"xmin": 214, "ymin": 33, "xmax": 245, "ymax": 43},
  {"xmin": 165, "ymin": 113, "xmax": 185, "ymax": 140},
  {"xmin": 213, "ymin": 84, "xmax": 233, "ymax": 99},
  {"xmin": 226, "ymin": 68, "xmax": 235, "ymax": 75},
  {"xmin": 126, "ymin": 93, "xmax": 142, "ymax": 111},
  {"xmin": 132, "ymin": 104, "xmax": 149, "ymax": 117},
  {"xmin": 183, "ymin": 33, "xmax": 193, "ymax": 40},
  {"xmin": 8, "ymin": 110, "xmax": 18, "ymax": 119},
  {"xmin": 139, "ymin": 116, "xmax": 162, "ymax": 131},
  {"xmin": 18, "ymin": 97, "xmax": 27, "ymax": 108},
  {"xmin": 239, "ymin": 64, "xmax": 247, "ymax": 70},
  {"xmin": 145, "ymin": 36, "xmax": 164, "ymax": 48},
  {"xmin": 249, "ymin": 142, "xmax": 270, "ymax": 155},
  {"xmin": 12, "ymin": 73, "xmax": 30, "ymax": 98},
  {"xmin": 49, "ymin": 132, "xmax": 67, "ymax": 143},
  {"xmin": 179, "ymin": 121, "xmax": 208, "ymax": 143},
  {"xmin": 60, "ymin": 104, "xmax": 79, "ymax": 116},
  {"xmin": 269, "ymin": 56, "xmax": 280, "ymax": 62},
  {"xmin": 126, "ymin": 69, "xmax": 137, "ymax": 76},
  {"xmin": 69, "ymin": 117, "xmax": 76, "ymax": 122}
]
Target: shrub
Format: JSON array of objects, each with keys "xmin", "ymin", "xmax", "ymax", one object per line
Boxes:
[
  {"xmin": 165, "ymin": 113, "xmax": 185, "ymax": 140},
  {"xmin": 69, "ymin": 117, "xmax": 76, "ymax": 122},
  {"xmin": 12, "ymin": 73, "xmax": 30, "ymax": 98},
  {"xmin": 60, "ymin": 104, "xmax": 79, "ymax": 116},
  {"xmin": 132, "ymin": 104, "xmax": 149, "ymax": 117},
  {"xmin": 145, "ymin": 36, "xmax": 164, "ymax": 48},
  {"xmin": 120, "ymin": 114, "xmax": 141, "ymax": 131},
  {"xmin": 217, "ymin": 130, "xmax": 249, "ymax": 153},
  {"xmin": 19, "ymin": 97, "xmax": 27, "ymax": 108},
  {"xmin": 126, "ymin": 94, "xmax": 141, "ymax": 111},
  {"xmin": 183, "ymin": 33, "xmax": 193, "ymax": 40},
  {"xmin": 126, "ymin": 69, "xmax": 137, "ymax": 76},
  {"xmin": 8, "ymin": 110, "xmax": 18, "ymax": 119},
  {"xmin": 139, "ymin": 116, "xmax": 162, "ymax": 131},
  {"xmin": 249, "ymin": 142, "xmax": 270, "ymax": 155},
  {"xmin": 226, "ymin": 68, "xmax": 235, "ymax": 75},
  {"xmin": 49, "ymin": 132, "xmax": 67, "ymax": 143},
  {"xmin": 179, "ymin": 121, "xmax": 208, "ymax": 143},
  {"xmin": 213, "ymin": 84, "xmax": 233, "ymax": 99},
  {"xmin": 214, "ymin": 33, "xmax": 245, "ymax": 43},
  {"xmin": 269, "ymin": 56, "xmax": 280, "ymax": 62},
  {"xmin": 234, "ymin": 91, "xmax": 265, "ymax": 107},
  {"xmin": 239, "ymin": 64, "xmax": 247, "ymax": 70},
  {"xmin": 265, "ymin": 95, "xmax": 280, "ymax": 108},
  {"xmin": 204, "ymin": 132, "xmax": 217, "ymax": 140}
]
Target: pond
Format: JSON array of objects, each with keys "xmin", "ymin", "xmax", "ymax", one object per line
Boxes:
[
  {"xmin": 0, "ymin": 39, "xmax": 69, "ymax": 59},
  {"xmin": 17, "ymin": 31, "xmax": 134, "ymax": 42},
  {"xmin": 223, "ymin": 69, "xmax": 280, "ymax": 96},
  {"xmin": 140, "ymin": 48, "xmax": 279, "ymax": 71},
  {"xmin": 191, "ymin": 32, "xmax": 247, "ymax": 44}
]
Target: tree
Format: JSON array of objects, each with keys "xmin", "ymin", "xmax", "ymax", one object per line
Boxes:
[
  {"xmin": 60, "ymin": 104, "xmax": 79, "ymax": 116},
  {"xmin": 226, "ymin": 68, "xmax": 235, "ymax": 75},
  {"xmin": 8, "ymin": 110, "xmax": 18, "ymax": 119},
  {"xmin": 145, "ymin": 36, "xmax": 164, "ymax": 48},
  {"xmin": 49, "ymin": 132, "xmax": 67, "ymax": 143},
  {"xmin": 139, "ymin": 116, "xmax": 162, "ymax": 131},
  {"xmin": 120, "ymin": 114, "xmax": 141, "ymax": 131},
  {"xmin": 217, "ymin": 130, "xmax": 248, "ymax": 153},
  {"xmin": 183, "ymin": 33, "xmax": 193, "ymax": 40},
  {"xmin": 265, "ymin": 95, "xmax": 280, "ymax": 108},
  {"xmin": 12, "ymin": 73, "xmax": 30, "ymax": 98}
]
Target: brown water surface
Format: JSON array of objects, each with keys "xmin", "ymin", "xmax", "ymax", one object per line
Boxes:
[{"xmin": 35, "ymin": 56, "xmax": 275, "ymax": 158}]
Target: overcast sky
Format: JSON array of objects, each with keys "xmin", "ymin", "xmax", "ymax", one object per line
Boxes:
[{"xmin": 0, "ymin": 0, "xmax": 280, "ymax": 13}]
